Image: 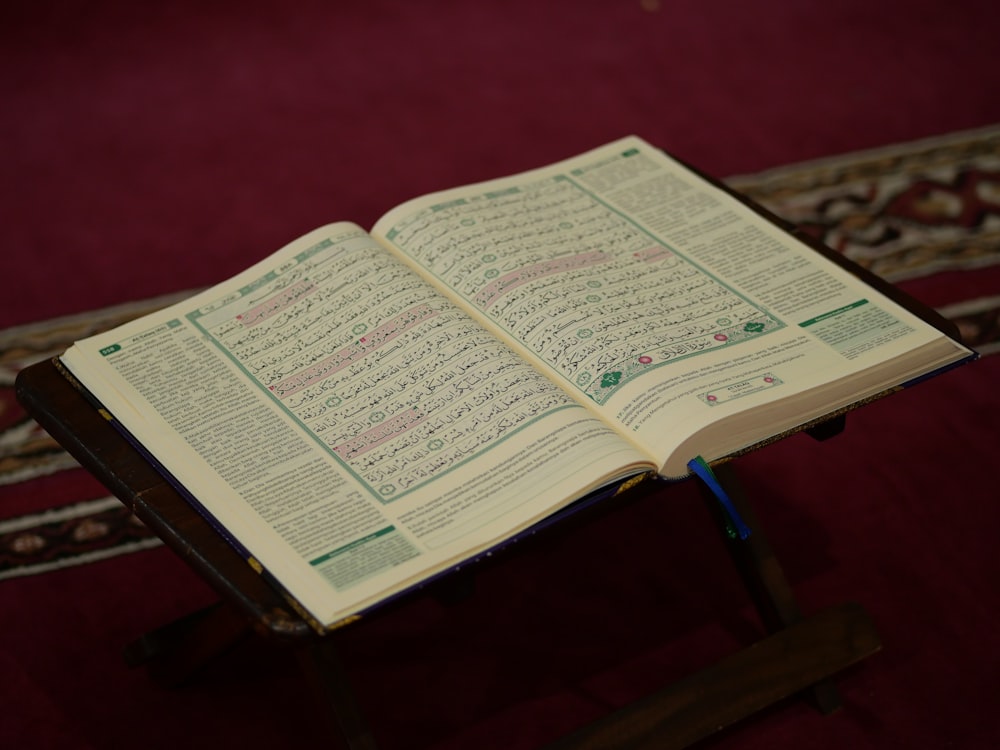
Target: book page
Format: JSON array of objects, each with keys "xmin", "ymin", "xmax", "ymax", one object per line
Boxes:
[
  {"xmin": 61, "ymin": 223, "xmax": 651, "ymax": 626},
  {"xmin": 373, "ymin": 137, "xmax": 971, "ymax": 477}
]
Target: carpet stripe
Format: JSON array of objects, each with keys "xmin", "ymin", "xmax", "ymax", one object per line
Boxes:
[{"xmin": 0, "ymin": 496, "xmax": 162, "ymax": 581}]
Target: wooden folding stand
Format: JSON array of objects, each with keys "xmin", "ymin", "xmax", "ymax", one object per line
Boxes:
[{"xmin": 16, "ymin": 359, "xmax": 880, "ymax": 749}]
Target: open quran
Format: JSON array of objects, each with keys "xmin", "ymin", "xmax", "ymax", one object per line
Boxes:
[{"xmin": 58, "ymin": 137, "xmax": 973, "ymax": 629}]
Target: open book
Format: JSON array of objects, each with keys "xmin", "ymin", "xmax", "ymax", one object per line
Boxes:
[{"xmin": 60, "ymin": 137, "xmax": 974, "ymax": 630}]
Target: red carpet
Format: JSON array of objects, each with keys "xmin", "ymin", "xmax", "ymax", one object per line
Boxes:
[{"xmin": 2, "ymin": 2, "xmax": 999, "ymax": 749}]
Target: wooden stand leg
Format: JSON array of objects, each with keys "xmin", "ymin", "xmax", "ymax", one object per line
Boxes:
[
  {"xmin": 123, "ymin": 603, "xmax": 381, "ymax": 748},
  {"xmin": 296, "ymin": 638, "xmax": 380, "ymax": 750},
  {"xmin": 698, "ymin": 462, "xmax": 843, "ymax": 714},
  {"xmin": 122, "ymin": 601, "xmax": 251, "ymax": 687}
]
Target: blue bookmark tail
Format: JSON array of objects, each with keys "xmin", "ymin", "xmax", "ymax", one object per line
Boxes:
[{"xmin": 688, "ymin": 456, "xmax": 752, "ymax": 541}]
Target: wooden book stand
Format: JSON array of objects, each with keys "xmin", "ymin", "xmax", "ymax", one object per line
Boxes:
[{"xmin": 17, "ymin": 359, "xmax": 879, "ymax": 749}]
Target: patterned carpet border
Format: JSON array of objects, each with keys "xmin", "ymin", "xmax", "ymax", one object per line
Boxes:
[
  {"xmin": 0, "ymin": 496, "xmax": 161, "ymax": 580},
  {"xmin": 727, "ymin": 124, "xmax": 1000, "ymax": 282}
]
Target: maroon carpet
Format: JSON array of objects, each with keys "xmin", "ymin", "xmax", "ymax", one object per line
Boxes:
[{"xmin": 2, "ymin": 2, "xmax": 999, "ymax": 749}]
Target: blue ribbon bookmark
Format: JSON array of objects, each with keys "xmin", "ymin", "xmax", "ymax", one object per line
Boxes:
[{"xmin": 688, "ymin": 456, "xmax": 752, "ymax": 540}]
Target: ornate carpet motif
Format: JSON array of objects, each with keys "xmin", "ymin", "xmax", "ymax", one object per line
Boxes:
[
  {"xmin": 727, "ymin": 124, "xmax": 1000, "ymax": 282},
  {"xmin": 2, "ymin": 127, "xmax": 999, "ymax": 579}
]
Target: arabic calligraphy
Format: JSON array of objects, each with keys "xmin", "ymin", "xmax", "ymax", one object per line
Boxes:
[
  {"xmin": 194, "ymin": 230, "xmax": 579, "ymax": 501},
  {"xmin": 386, "ymin": 177, "xmax": 782, "ymax": 403}
]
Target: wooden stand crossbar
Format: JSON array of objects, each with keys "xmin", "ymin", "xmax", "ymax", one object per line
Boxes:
[
  {"xmin": 548, "ymin": 603, "xmax": 877, "ymax": 750},
  {"xmin": 16, "ymin": 359, "xmax": 881, "ymax": 749}
]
